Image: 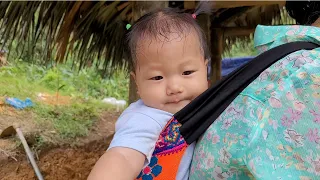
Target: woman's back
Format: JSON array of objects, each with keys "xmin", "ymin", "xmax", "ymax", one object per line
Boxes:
[{"xmin": 188, "ymin": 23, "xmax": 320, "ymax": 180}]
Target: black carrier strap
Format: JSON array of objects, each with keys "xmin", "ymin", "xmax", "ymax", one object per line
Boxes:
[{"xmin": 175, "ymin": 41, "xmax": 319, "ymax": 144}]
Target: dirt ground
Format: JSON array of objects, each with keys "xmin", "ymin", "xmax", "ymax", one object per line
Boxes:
[{"xmin": 0, "ymin": 110, "xmax": 120, "ymax": 180}]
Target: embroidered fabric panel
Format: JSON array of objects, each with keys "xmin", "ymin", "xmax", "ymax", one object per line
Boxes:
[
  {"xmin": 136, "ymin": 117, "xmax": 188, "ymax": 180},
  {"xmin": 153, "ymin": 117, "xmax": 186, "ymax": 155}
]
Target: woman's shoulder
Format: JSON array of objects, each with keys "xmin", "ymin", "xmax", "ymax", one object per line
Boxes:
[{"xmin": 254, "ymin": 25, "xmax": 320, "ymax": 53}]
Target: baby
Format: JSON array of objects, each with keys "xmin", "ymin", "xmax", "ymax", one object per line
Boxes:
[{"xmin": 88, "ymin": 7, "xmax": 210, "ymax": 180}]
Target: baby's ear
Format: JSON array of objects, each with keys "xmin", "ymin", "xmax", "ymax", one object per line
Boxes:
[
  {"xmin": 130, "ymin": 71, "xmax": 136, "ymax": 81},
  {"xmin": 205, "ymin": 59, "xmax": 211, "ymax": 81},
  {"xmin": 130, "ymin": 71, "xmax": 139, "ymax": 95},
  {"xmin": 204, "ymin": 59, "xmax": 209, "ymax": 66}
]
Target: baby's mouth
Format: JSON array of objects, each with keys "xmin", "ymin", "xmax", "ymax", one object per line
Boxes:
[
  {"xmin": 166, "ymin": 101, "xmax": 179, "ymax": 104},
  {"xmin": 166, "ymin": 99, "xmax": 179, "ymax": 104},
  {"xmin": 167, "ymin": 99, "xmax": 187, "ymax": 104}
]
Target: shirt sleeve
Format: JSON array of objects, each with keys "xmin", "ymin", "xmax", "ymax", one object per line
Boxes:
[{"xmin": 107, "ymin": 112, "xmax": 164, "ymax": 165}]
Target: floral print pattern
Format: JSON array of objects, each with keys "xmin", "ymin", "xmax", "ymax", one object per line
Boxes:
[
  {"xmin": 137, "ymin": 156, "xmax": 162, "ymax": 180},
  {"xmin": 189, "ymin": 25, "xmax": 320, "ymax": 179}
]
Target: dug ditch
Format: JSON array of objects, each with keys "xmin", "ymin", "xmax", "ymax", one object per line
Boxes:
[{"xmin": 0, "ymin": 111, "xmax": 119, "ymax": 180}]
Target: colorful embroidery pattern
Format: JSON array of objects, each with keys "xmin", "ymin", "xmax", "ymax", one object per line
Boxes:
[
  {"xmin": 137, "ymin": 156, "xmax": 162, "ymax": 180},
  {"xmin": 154, "ymin": 118, "xmax": 185, "ymax": 155},
  {"xmin": 136, "ymin": 118, "xmax": 188, "ymax": 180}
]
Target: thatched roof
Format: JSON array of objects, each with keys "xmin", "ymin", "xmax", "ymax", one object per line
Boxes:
[
  {"xmin": 0, "ymin": 1, "xmax": 132, "ymax": 74},
  {"xmin": 0, "ymin": 1, "xmax": 292, "ymax": 75}
]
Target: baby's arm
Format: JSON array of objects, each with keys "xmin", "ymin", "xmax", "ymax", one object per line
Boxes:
[
  {"xmin": 88, "ymin": 112, "xmax": 163, "ymax": 180},
  {"xmin": 88, "ymin": 147, "xmax": 144, "ymax": 180}
]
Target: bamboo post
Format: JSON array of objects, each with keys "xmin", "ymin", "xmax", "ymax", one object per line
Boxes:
[
  {"xmin": 197, "ymin": 13, "xmax": 212, "ymax": 84},
  {"xmin": 210, "ymin": 28, "xmax": 223, "ymax": 84}
]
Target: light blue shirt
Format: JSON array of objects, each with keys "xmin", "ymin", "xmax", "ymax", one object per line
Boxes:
[{"xmin": 108, "ymin": 99, "xmax": 195, "ymax": 180}]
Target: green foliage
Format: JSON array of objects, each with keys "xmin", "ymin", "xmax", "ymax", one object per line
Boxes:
[
  {"xmin": 61, "ymin": 66, "xmax": 129, "ymax": 100},
  {"xmin": 222, "ymin": 6, "xmax": 296, "ymax": 58},
  {"xmin": 0, "ymin": 1, "xmax": 131, "ymax": 75},
  {"xmin": 223, "ymin": 35, "xmax": 258, "ymax": 58},
  {"xmin": 1, "ymin": 61, "xmax": 129, "ymax": 100},
  {"xmin": 34, "ymin": 102, "xmax": 107, "ymax": 139},
  {"xmin": 273, "ymin": 6, "xmax": 296, "ymax": 25},
  {"xmin": 0, "ymin": 61, "xmax": 128, "ymax": 139},
  {"xmin": 0, "ymin": 64, "xmax": 50, "ymax": 99}
]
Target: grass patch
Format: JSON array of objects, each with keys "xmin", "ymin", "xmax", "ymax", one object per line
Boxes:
[
  {"xmin": 34, "ymin": 98, "xmax": 114, "ymax": 139},
  {"xmin": 0, "ymin": 61, "xmax": 128, "ymax": 140},
  {"xmin": 34, "ymin": 102, "xmax": 108, "ymax": 139},
  {"xmin": 0, "ymin": 67, "xmax": 53, "ymax": 99}
]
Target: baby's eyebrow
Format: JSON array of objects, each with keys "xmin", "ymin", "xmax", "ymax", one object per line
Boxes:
[
  {"xmin": 145, "ymin": 64, "xmax": 161, "ymax": 71},
  {"xmin": 179, "ymin": 59, "xmax": 197, "ymax": 66}
]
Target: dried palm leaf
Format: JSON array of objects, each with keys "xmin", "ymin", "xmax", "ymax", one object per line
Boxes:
[{"xmin": 0, "ymin": 1, "xmax": 131, "ymax": 77}]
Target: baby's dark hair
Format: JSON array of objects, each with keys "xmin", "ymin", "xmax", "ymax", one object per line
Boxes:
[{"xmin": 126, "ymin": 2, "xmax": 211, "ymax": 69}]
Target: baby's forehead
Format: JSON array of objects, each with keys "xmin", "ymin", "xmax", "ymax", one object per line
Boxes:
[
  {"xmin": 144, "ymin": 27, "xmax": 198, "ymax": 40},
  {"xmin": 136, "ymin": 30, "xmax": 201, "ymax": 51},
  {"xmin": 134, "ymin": 34, "xmax": 203, "ymax": 68},
  {"xmin": 130, "ymin": 26, "xmax": 206, "ymax": 69}
]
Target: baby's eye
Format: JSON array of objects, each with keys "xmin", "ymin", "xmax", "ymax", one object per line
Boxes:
[
  {"xmin": 150, "ymin": 76, "xmax": 163, "ymax": 80},
  {"xmin": 182, "ymin": 71, "xmax": 194, "ymax": 75}
]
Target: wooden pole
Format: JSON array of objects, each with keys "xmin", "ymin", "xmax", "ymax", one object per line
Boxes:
[
  {"xmin": 183, "ymin": 0, "xmax": 285, "ymax": 10},
  {"xmin": 128, "ymin": 1, "xmax": 168, "ymax": 104},
  {"xmin": 223, "ymin": 27, "xmax": 255, "ymax": 37},
  {"xmin": 212, "ymin": 1, "xmax": 285, "ymax": 9},
  {"xmin": 129, "ymin": 75, "xmax": 138, "ymax": 104},
  {"xmin": 210, "ymin": 28, "xmax": 223, "ymax": 84},
  {"xmin": 197, "ymin": 13, "xmax": 211, "ymax": 84},
  {"xmin": 184, "ymin": 1, "xmax": 196, "ymax": 9}
]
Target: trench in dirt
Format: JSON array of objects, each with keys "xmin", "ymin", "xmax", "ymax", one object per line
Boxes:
[
  {"xmin": 0, "ymin": 110, "xmax": 120, "ymax": 180},
  {"xmin": 0, "ymin": 135, "xmax": 113, "ymax": 180}
]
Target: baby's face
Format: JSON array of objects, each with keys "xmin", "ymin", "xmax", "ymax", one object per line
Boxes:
[{"xmin": 132, "ymin": 31, "xmax": 208, "ymax": 114}]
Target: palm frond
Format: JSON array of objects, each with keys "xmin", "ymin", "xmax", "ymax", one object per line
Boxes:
[{"xmin": 0, "ymin": 1, "xmax": 132, "ymax": 76}]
